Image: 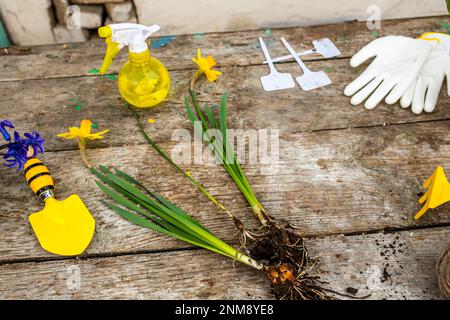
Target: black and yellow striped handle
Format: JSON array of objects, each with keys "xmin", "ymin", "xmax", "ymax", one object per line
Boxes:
[{"xmin": 24, "ymin": 158, "xmax": 54, "ymax": 199}]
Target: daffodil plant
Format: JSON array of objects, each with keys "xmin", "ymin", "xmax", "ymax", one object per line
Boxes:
[
  {"xmin": 57, "ymin": 120, "xmax": 264, "ymax": 283},
  {"xmin": 92, "ymin": 165, "xmax": 263, "ymax": 270},
  {"xmin": 96, "ymin": 50, "xmax": 344, "ymax": 300},
  {"xmin": 126, "ymin": 103, "xmax": 255, "ymax": 243},
  {"xmin": 184, "ymin": 92, "xmax": 271, "ymax": 226},
  {"xmin": 186, "ymin": 50, "xmax": 270, "ymax": 226},
  {"xmin": 191, "ymin": 49, "xmax": 222, "ymax": 90},
  {"xmin": 57, "ymin": 119, "xmax": 109, "ymax": 168},
  {"xmin": 182, "ymin": 50, "xmax": 342, "ymax": 300}
]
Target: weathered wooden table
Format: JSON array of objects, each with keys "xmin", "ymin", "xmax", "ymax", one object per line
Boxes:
[{"xmin": 0, "ymin": 16, "xmax": 449, "ymax": 299}]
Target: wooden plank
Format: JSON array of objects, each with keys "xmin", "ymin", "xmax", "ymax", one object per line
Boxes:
[
  {"xmin": 0, "ymin": 227, "xmax": 447, "ymax": 299},
  {"xmin": 0, "ymin": 16, "xmax": 448, "ymax": 81},
  {"xmin": 1, "ymin": 60, "xmax": 450, "ymax": 153},
  {"xmin": 1, "ymin": 121, "xmax": 449, "ymax": 261}
]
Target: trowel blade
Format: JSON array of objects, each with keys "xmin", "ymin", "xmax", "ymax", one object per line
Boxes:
[{"xmin": 29, "ymin": 195, "xmax": 95, "ymax": 256}]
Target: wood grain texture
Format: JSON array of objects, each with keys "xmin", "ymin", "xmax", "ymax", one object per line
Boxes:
[
  {"xmin": 1, "ymin": 60, "xmax": 450, "ymax": 153},
  {"xmin": 0, "ymin": 17, "xmax": 449, "ymax": 299},
  {"xmin": 0, "ymin": 16, "xmax": 448, "ymax": 81},
  {"xmin": 0, "ymin": 227, "xmax": 447, "ymax": 299},
  {"xmin": 1, "ymin": 121, "xmax": 449, "ymax": 261}
]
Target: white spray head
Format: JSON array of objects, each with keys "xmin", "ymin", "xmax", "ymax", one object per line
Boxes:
[
  {"xmin": 109, "ymin": 23, "xmax": 160, "ymax": 52},
  {"xmin": 98, "ymin": 23, "xmax": 160, "ymax": 73}
]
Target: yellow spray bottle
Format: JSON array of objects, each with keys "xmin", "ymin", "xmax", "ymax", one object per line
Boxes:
[{"xmin": 98, "ymin": 23, "xmax": 170, "ymax": 108}]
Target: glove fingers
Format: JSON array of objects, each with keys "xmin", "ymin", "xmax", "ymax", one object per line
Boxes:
[
  {"xmin": 386, "ymin": 55, "xmax": 427, "ymax": 105},
  {"xmin": 349, "ymin": 37, "xmax": 389, "ymax": 68},
  {"xmin": 424, "ymin": 80, "xmax": 441, "ymax": 113},
  {"xmin": 400, "ymin": 82, "xmax": 415, "ymax": 108},
  {"xmin": 350, "ymin": 76, "xmax": 383, "ymax": 105},
  {"xmin": 344, "ymin": 68, "xmax": 377, "ymax": 97},
  {"xmin": 364, "ymin": 79, "xmax": 395, "ymax": 110},
  {"xmin": 385, "ymin": 75, "xmax": 416, "ymax": 105},
  {"xmin": 412, "ymin": 78, "xmax": 427, "ymax": 114}
]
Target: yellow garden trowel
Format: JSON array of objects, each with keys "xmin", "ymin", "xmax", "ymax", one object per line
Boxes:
[
  {"xmin": 415, "ymin": 166, "xmax": 450, "ymax": 220},
  {"xmin": 24, "ymin": 157, "xmax": 95, "ymax": 256}
]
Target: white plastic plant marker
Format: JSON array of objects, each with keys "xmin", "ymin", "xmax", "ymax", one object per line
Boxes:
[
  {"xmin": 280, "ymin": 37, "xmax": 332, "ymax": 91},
  {"xmin": 258, "ymin": 37, "xmax": 295, "ymax": 91},
  {"xmin": 264, "ymin": 38, "xmax": 340, "ymax": 63},
  {"xmin": 312, "ymin": 38, "xmax": 341, "ymax": 58}
]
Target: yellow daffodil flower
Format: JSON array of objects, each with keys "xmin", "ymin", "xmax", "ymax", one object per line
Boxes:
[
  {"xmin": 57, "ymin": 119, "xmax": 108, "ymax": 168},
  {"xmin": 57, "ymin": 119, "xmax": 108, "ymax": 145},
  {"xmin": 192, "ymin": 49, "xmax": 222, "ymax": 82}
]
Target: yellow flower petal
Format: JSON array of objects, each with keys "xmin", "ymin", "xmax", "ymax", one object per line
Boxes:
[
  {"xmin": 86, "ymin": 135, "xmax": 103, "ymax": 140},
  {"xmin": 205, "ymin": 72, "xmax": 215, "ymax": 82},
  {"xmin": 206, "ymin": 55, "xmax": 216, "ymax": 68},
  {"xmin": 57, "ymin": 132, "xmax": 76, "ymax": 139},
  {"xmin": 205, "ymin": 69, "xmax": 222, "ymax": 82},
  {"xmin": 86, "ymin": 129, "xmax": 109, "ymax": 140},
  {"xmin": 97, "ymin": 129, "xmax": 109, "ymax": 135},
  {"xmin": 192, "ymin": 57, "xmax": 200, "ymax": 67},
  {"xmin": 57, "ymin": 120, "xmax": 109, "ymax": 142},
  {"xmin": 80, "ymin": 119, "xmax": 92, "ymax": 136},
  {"xmin": 192, "ymin": 49, "xmax": 222, "ymax": 83},
  {"xmin": 69, "ymin": 127, "xmax": 81, "ymax": 135}
]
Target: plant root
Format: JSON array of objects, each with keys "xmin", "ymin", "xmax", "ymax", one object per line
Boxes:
[
  {"xmin": 265, "ymin": 263, "xmax": 336, "ymax": 300},
  {"xmin": 249, "ymin": 221, "xmax": 335, "ymax": 300}
]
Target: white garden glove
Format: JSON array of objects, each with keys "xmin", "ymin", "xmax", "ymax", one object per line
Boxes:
[
  {"xmin": 345, "ymin": 36, "xmax": 437, "ymax": 110},
  {"xmin": 400, "ymin": 33, "xmax": 450, "ymax": 114}
]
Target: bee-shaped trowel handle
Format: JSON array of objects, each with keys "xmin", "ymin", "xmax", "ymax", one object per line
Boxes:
[{"xmin": 24, "ymin": 158, "xmax": 55, "ymax": 201}]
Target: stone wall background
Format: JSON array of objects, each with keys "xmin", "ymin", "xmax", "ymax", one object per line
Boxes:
[{"xmin": 0, "ymin": 0, "xmax": 447, "ymax": 46}]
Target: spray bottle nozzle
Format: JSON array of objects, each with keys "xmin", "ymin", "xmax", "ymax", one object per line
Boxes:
[{"xmin": 98, "ymin": 23, "xmax": 161, "ymax": 75}]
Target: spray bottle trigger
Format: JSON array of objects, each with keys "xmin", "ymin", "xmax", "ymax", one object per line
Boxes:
[{"xmin": 99, "ymin": 37, "xmax": 122, "ymax": 75}]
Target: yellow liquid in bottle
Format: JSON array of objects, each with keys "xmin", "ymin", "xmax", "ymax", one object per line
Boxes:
[{"xmin": 118, "ymin": 50, "xmax": 170, "ymax": 108}]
